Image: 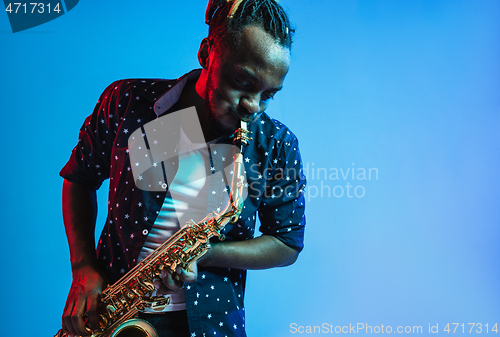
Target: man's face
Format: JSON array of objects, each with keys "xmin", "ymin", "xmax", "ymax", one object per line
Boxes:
[{"xmin": 202, "ymin": 25, "xmax": 290, "ymax": 135}]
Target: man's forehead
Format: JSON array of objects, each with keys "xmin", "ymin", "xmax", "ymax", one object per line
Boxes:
[
  {"xmin": 236, "ymin": 25, "xmax": 289, "ymax": 62},
  {"xmin": 222, "ymin": 25, "xmax": 290, "ymax": 78}
]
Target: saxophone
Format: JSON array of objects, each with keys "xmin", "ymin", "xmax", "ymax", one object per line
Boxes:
[{"xmin": 55, "ymin": 121, "xmax": 252, "ymax": 337}]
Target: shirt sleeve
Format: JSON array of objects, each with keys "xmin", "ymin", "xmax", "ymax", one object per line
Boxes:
[
  {"xmin": 60, "ymin": 81, "xmax": 126, "ymax": 190},
  {"xmin": 258, "ymin": 132, "xmax": 306, "ymax": 252}
]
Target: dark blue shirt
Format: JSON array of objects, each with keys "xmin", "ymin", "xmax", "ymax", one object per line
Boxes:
[{"xmin": 60, "ymin": 70, "xmax": 306, "ymax": 337}]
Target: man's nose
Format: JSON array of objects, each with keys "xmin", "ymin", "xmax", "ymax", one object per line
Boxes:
[{"xmin": 240, "ymin": 95, "xmax": 260, "ymax": 116}]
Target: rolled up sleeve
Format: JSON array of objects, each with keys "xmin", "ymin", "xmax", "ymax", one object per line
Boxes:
[
  {"xmin": 258, "ymin": 133, "xmax": 306, "ymax": 252},
  {"xmin": 60, "ymin": 81, "xmax": 126, "ymax": 190}
]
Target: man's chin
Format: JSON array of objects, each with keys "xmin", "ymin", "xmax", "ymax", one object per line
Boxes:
[
  {"xmin": 218, "ymin": 119, "xmax": 241, "ymax": 135},
  {"xmin": 207, "ymin": 114, "xmax": 238, "ymax": 137}
]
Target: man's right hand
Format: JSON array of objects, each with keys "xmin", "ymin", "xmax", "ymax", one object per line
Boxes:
[{"xmin": 62, "ymin": 265, "xmax": 107, "ymax": 337}]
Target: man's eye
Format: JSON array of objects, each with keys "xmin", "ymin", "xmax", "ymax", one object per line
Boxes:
[
  {"xmin": 262, "ymin": 92, "xmax": 275, "ymax": 102},
  {"xmin": 235, "ymin": 77, "xmax": 251, "ymax": 88}
]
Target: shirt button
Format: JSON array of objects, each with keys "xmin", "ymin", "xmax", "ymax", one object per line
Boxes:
[{"xmin": 142, "ymin": 229, "xmax": 149, "ymax": 235}]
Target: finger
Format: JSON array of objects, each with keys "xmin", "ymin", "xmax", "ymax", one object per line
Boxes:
[
  {"xmin": 71, "ymin": 298, "xmax": 91, "ymax": 336},
  {"xmin": 160, "ymin": 268, "xmax": 183, "ymax": 291},
  {"xmin": 62, "ymin": 299, "xmax": 76, "ymax": 336},
  {"xmin": 177, "ymin": 264, "xmax": 197, "ymax": 283},
  {"xmin": 86, "ymin": 292, "xmax": 102, "ymax": 334},
  {"xmin": 153, "ymin": 278, "xmax": 174, "ymax": 296}
]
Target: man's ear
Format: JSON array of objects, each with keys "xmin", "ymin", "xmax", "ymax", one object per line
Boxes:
[{"xmin": 198, "ymin": 38, "xmax": 213, "ymax": 70}]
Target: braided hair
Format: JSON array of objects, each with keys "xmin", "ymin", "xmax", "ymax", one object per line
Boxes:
[{"xmin": 205, "ymin": 0, "xmax": 294, "ymax": 50}]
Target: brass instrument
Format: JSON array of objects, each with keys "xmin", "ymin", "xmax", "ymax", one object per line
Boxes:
[{"xmin": 55, "ymin": 121, "xmax": 252, "ymax": 337}]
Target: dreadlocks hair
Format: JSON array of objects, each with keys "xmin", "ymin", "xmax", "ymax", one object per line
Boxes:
[{"xmin": 205, "ymin": 0, "xmax": 294, "ymax": 51}]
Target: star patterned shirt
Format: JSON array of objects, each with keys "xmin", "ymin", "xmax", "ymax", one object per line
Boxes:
[{"xmin": 60, "ymin": 69, "xmax": 307, "ymax": 337}]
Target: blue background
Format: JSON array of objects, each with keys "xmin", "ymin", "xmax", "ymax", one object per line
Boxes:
[{"xmin": 1, "ymin": 1, "xmax": 499, "ymax": 336}]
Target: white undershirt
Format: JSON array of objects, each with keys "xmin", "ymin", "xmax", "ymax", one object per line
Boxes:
[{"xmin": 138, "ymin": 128, "xmax": 210, "ymax": 312}]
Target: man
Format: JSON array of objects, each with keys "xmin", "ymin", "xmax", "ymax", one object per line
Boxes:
[{"xmin": 59, "ymin": 0, "xmax": 306, "ymax": 336}]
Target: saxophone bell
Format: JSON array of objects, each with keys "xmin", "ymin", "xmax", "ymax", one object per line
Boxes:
[
  {"xmin": 54, "ymin": 318, "xmax": 158, "ymax": 337},
  {"xmin": 109, "ymin": 318, "xmax": 158, "ymax": 337}
]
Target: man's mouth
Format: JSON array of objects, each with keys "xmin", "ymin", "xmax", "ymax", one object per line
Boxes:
[{"xmin": 233, "ymin": 110, "xmax": 260, "ymax": 124}]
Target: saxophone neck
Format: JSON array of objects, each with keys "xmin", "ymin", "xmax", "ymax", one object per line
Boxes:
[{"xmin": 217, "ymin": 121, "xmax": 252, "ymax": 223}]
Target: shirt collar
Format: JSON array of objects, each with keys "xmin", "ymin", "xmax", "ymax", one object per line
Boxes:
[{"xmin": 153, "ymin": 69, "xmax": 202, "ymax": 116}]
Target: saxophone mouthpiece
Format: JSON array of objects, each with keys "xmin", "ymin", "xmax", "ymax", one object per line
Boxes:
[{"xmin": 234, "ymin": 121, "xmax": 252, "ymax": 146}]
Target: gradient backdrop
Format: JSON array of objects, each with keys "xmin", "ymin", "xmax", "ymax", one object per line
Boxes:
[{"xmin": 1, "ymin": 1, "xmax": 499, "ymax": 336}]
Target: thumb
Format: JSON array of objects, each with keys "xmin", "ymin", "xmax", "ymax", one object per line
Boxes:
[{"xmin": 178, "ymin": 261, "xmax": 198, "ymax": 283}]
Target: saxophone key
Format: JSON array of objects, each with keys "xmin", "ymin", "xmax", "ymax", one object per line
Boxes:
[{"xmin": 149, "ymin": 296, "xmax": 171, "ymax": 312}]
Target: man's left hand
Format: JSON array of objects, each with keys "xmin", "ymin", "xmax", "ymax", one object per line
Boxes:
[{"xmin": 154, "ymin": 261, "xmax": 198, "ymax": 295}]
